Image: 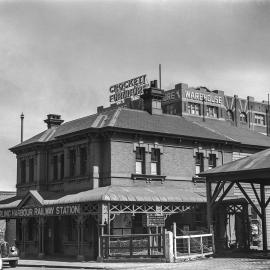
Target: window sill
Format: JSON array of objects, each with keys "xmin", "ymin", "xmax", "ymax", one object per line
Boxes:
[
  {"xmin": 16, "ymin": 182, "xmax": 39, "ymax": 188},
  {"xmin": 65, "ymin": 176, "xmax": 89, "ymax": 183},
  {"xmin": 131, "ymin": 174, "xmax": 166, "ymax": 183}
]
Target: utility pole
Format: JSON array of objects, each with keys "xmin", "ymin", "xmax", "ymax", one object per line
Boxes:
[
  {"xmin": 267, "ymin": 94, "xmax": 270, "ymax": 136},
  {"xmin": 20, "ymin": 112, "xmax": 24, "ymax": 142},
  {"xmin": 159, "ymin": 64, "xmax": 161, "ymax": 89}
]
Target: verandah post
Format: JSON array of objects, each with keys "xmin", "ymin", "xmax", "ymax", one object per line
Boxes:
[{"xmin": 260, "ymin": 184, "xmax": 268, "ymax": 251}]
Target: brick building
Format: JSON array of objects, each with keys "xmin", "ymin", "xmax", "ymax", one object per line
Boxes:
[
  {"xmin": 0, "ymin": 81, "xmax": 270, "ymax": 260},
  {"xmin": 162, "ymin": 82, "xmax": 270, "ymax": 135}
]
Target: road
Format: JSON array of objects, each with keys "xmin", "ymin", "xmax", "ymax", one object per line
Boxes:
[{"xmin": 4, "ymin": 257, "xmax": 270, "ymax": 270}]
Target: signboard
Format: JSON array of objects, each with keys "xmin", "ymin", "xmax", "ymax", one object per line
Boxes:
[
  {"xmin": 142, "ymin": 214, "xmax": 165, "ymax": 227},
  {"xmin": 0, "ymin": 204, "xmax": 81, "ymax": 218},
  {"xmin": 109, "ymin": 74, "xmax": 148, "ymax": 104},
  {"xmin": 163, "ymin": 89, "xmax": 181, "ymax": 103},
  {"xmin": 184, "ymin": 90, "xmax": 223, "ymax": 105}
]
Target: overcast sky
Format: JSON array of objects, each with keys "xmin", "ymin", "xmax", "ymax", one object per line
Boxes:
[{"xmin": 0, "ymin": 0, "xmax": 270, "ymax": 190}]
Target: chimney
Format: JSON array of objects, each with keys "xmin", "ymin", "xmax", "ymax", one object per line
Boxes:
[
  {"xmin": 44, "ymin": 114, "xmax": 64, "ymax": 129},
  {"xmin": 97, "ymin": 106, "xmax": 104, "ymax": 114},
  {"xmin": 141, "ymin": 80, "xmax": 164, "ymax": 115}
]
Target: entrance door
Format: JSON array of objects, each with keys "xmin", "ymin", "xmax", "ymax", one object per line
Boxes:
[{"xmin": 54, "ymin": 217, "xmax": 62, "ymax": 254}]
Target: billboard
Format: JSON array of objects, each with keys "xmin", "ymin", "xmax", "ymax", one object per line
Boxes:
[{"xmin": 109, "ymin": 74, "xmax": 148, "ymax": 104}]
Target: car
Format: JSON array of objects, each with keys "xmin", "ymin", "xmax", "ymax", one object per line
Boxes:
[{"xmin": 0, "ymin": 240, "xmax": 19, "ymax": 268}]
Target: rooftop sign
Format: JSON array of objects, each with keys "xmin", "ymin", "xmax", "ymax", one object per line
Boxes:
[
  {"xmin": 184, "ymin": 90, "xmax": 223, "ymax": 105},
  {"xmin": 109, "ymin": 74, "xmax": 148, "ymax": 104}
]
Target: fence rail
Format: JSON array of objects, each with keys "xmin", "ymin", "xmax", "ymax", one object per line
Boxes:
[
  {"xmin": 100, "ymin": 233, "xmax": 165, "ymax": 258},
  {"xmin": 173, "ymin": 223, "xmax": 214, "ymax": 260}
]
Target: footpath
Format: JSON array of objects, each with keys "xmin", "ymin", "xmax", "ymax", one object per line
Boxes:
[
  {"xmin": 16, "ymin": 251, "xmax": 270, "ymax": 269},
  {"xmin": 18, "ymin": 259, "xmax": 167, "ymax": 269}
]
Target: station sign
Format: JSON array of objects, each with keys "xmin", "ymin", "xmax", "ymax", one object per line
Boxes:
[
  {"xmin": 109, "ymin": 74, "xmax": 148, "ymax": 104},
  {"xmin": 142, "ymin": 214, "xmax": 165, "ymax": 227},
  {"xmin": 184, "ymin": 90, "xmax": 223, "ymax": 105},
  {"xmin": 0, "ymin": 204, "xmax": 81, "ymax": 218}
]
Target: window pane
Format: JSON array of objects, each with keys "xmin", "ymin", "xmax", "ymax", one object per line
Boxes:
[
  {"xmin": 60, "ymin": 154, "xmax": 64, "ymax": 179},
  {"xmin": 136, "ymin": 161, "xmax": 142, "ymax": 174},
  {"xmin": 195, "ymin": 165, "xmax": 201, "ymax": 175},
  {"xmin": 21, "ymin": 160, "xmax": 26, "ymax": 183},
  {"xmin": 69, "ymin": 149, "xmax": 76, "ymax": 177},
  {"xmin": 53, "ymin": 155, "xmax": 58, "ymax": 180},
  {"xmin": 151, "ymin": 162, "xmax": 157, "ymax": 175}
]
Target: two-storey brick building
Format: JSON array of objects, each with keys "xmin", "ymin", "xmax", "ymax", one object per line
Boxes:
[{"xmin": 1, "ymin": 82, "xmax": 270, "ymax": 260}]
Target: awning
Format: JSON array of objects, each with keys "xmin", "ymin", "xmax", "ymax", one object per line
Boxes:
[{"xmin": 0, "ymin": 185, "xmax": 206, "ymax": 210}]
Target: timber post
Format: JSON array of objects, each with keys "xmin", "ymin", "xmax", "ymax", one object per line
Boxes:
[
  {"xmin": 76, "ymin": 215, "xmax": 85, "ymax": 261},
  {"xmin": 38, "ymin": 217, "xmax": 45, "ymax": 258},
  {"xmin": 206, "ymin": 180, "xmax": 215, "ymax": 253},
  {"xmin": 260, "ymin": 184, "xmax": 267, "ymax": 251}
]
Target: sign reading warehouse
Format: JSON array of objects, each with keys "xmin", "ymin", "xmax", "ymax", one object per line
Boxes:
[
  {"xmin": 109, "ymin": 74, "xmax": 148, "ymax": 104},
  {"xmin": 0, "ymin": 204, "xmax": 80, "ymax": 218}
]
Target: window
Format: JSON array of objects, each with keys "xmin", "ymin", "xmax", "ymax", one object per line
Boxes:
[
  {"xmin": 152, "ymin": 100, "xmax": 161, "ymax": 109},
  {"xmin": 135, "ymin": 147, "xmax": 145, "ymax": 174},
  {"xmin": 207, "ymin": 106, "xmax": 218, "ymax": 118},
  {"xmin": 151, "ymin": 149, "xmax": 160, "ymax": 175},
  {"xmin": 20, "ymin": 160, "xmax": 26, "ymax": 184},
  {"xmin": 208, "ymin": 154, "xmax": 217, "ymax": 169},
  {"xmin": 69, "ymin": 149, "xmax": 76, "ymax": 177},
  {"xmin": 187, "ymin": 102, "xmax": 201, "ymax": 115},
  {"xmin": 195, "ymin": 152, "xmax": 204, "ymax": 174},
  {"xmin": 60, "ymin": 154, "xmax": 64, "ymax": 180},
  {"xmin": 227, "ymin": 110, "xmax": 234, "ymax": 121},
  {"xmin": 166, "ymin": 104, "xmax": 177, "ymax": 115},
  {"xmin": 80, "ymin": 147, "xmax": 87, "ymax": 176},
  {"xmin": 53, "ymin": 155, "xmax": 58, "ymax": 180},
  {"xmin": 254, "ymin": 114, "xmax": 265, "ymax": 125},
  {"xmin": 29, "ymin": 158, "xmax": 34, "ymax": 183},
  {"xmin": 240, "ymin": 112, "xmax": 247, "ymax": 123}
]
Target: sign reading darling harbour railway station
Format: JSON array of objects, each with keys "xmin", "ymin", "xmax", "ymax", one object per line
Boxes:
[
  {"xmin": 109, "ymin": 74, "xmax": 148, "ymax": 104},
  {"xmin": 0, "ymin": 204, "xmax": 81, "ymax": 218}
]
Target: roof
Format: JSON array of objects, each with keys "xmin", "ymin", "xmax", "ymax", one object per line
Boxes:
[
  {"xmin": 11, "ymin": 108, "xmax": 270, "ymax": 151},
  {"xmin": 11, "ymin": 108, "xmax": 236, "ymax": 151},
  {"xmin": 188, "ymin": 117, "xmax": 270, "ymax": 148},
  {"xmin": 199, "ymin": 148, "xmax": 270, "ymax": 184},
  {"xmin": 0, "ymin": 185, "xmax": 206, "ymax": 210}
]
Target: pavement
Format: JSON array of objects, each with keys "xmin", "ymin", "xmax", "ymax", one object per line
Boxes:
[{"xmin": 15, "ymin": 251, "xmax": 270, "ymax": 270}]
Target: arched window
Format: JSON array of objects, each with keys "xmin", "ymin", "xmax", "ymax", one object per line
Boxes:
[
  {"xmin": 240, "ymin": 112, "xmax": 247, "ymax": 123},
  {"xmin": 227, "ymin": 110, "xmax": 234, "ymax": 121}
]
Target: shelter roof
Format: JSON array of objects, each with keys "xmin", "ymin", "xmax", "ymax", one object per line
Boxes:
[
  {"xmin": 187, "ymin": 117, "xmax": 270, "ymax": 148},
  {"xmin": 199, "ymin": 148, "xmax": 270, "ymax": 183}
]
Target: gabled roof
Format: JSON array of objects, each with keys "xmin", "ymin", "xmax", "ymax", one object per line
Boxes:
[{"xmin": 10, "ymin": 107, "xmax": 270, "ymax": 151}]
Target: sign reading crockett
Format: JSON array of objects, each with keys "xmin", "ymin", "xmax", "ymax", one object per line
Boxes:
[
  {"xmin": 109, "ymin": 74, "xmax": 148, "ymax": 104},
  {"xmin": 0, "ymin": 204, "xmax": 80, "ymax": 218}
]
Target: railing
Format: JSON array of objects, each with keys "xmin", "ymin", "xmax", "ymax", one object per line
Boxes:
[
  {"xmin": 173, "ymin": 223, "xmax": 214, "ymax": 260},
  {"xmin": 100, "ymin": 233, "xmax": 165, "ymax": 258}
]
